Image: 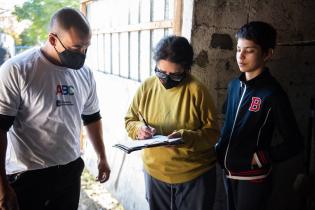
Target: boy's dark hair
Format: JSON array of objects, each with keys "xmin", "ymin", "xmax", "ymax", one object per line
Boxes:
[
  {"xmin": 236, "ymin": 21, "xmax": 277, "ymax": 53},
  {"xmin": 153, "ymin": 36, "xmax": 194, "ymax": 70}
]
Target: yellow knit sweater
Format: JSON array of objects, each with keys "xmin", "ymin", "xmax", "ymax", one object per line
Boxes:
[{"xmin": 125, "ymin": 74, "xmax": 219, "ymax": 184}]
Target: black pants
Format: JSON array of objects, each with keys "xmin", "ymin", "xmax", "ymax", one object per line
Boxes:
[
  {"xmin": 144, "ymin": 167, "xmax": 216, "ymax": 210},
  {"xmin": 223, "ymin": 173, "xmax": 272, "ymax": 210},
  {"xmin": 8, "ymin": 157, "xmax": 85, "ymax": 210}
]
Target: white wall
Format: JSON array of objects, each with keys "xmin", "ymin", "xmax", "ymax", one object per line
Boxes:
[
  {"xmin": 82, "ymin": 1, "xmax": 195, "ymax": 208},
  {"xmin": 82, "ymin": 72, "xmax": 149, "ymax": 210},
  {"xmin": 0, "ymin": 33, "xmax": 15, "ymax": 57}
]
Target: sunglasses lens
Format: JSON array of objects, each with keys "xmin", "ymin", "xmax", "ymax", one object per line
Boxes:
[
  {"xmin": 169, "ymin": 74, "xmax": 184, "ymax": 81},
  {"xmin": 155, "ymin": 67, "xmax": 185, "ymax": 81},
  {"xmin": 155, "ymin": 68, "xmax": 167, "ymax": 79}
]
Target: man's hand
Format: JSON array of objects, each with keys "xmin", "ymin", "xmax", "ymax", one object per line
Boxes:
[
  {"xmin": 137, "ymin": 126, "xmax": 156, "ymax": 139},
  {"xmin": 0, "ymin": 129, "xmax": 19, "ymax": 210},
  {"xmin": 84, "ymin": 120, "xmax": 110, "ymax": 183},
  {"xmin": 96, "ymin": 158, "xmax": 110, "ymax": 183},
  {"xmin": 0, "ymin": 185, "xmax": 19, "ymax": 210}
]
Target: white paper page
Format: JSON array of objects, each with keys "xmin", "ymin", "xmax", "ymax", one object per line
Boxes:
[{"xmin": 118, "ymin": 135, "xmax": 182, "ymax": 148}]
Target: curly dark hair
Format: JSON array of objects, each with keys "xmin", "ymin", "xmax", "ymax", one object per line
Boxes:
[{"xmin": 153, "ymin": 35, "xmax": 194, "ymax": 70}]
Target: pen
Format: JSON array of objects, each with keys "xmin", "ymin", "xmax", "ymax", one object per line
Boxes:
[{"xmin": 138, "ymin": 110, "xmax": 150, "ymax": 129}]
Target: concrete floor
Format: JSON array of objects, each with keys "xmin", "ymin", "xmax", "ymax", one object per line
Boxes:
[
  {"xmin": 78, "ymin": 169, "xmax": 124, "ymax": 210},
  {"xmin": 78, "ymin": 190, "xmax": 101, "ymax": 210}
]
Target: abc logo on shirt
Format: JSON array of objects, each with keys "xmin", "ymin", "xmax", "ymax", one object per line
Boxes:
[{"xmin": 56, "ymin": 84, "xmax": 74, "ymax": 96}]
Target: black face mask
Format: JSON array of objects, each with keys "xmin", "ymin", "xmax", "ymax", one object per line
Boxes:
[
  {"xmin": 159, "ymin": 76, "xmax": 183, "ymax": 89},
  {"xmin": 155, "ymin": 66, "xmax": 186, "ymax": 89},
  {"xmin": 54, "ymin": 35, "xmax": 86, "ymax": 70}
]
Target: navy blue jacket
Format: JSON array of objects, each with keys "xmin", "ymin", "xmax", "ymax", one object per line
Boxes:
[{"xmin": 215, "ymin": 69, "xmax": 303, "ymax": 180}]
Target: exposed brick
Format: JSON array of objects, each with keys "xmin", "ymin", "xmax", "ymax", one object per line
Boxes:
[
  {"xmin": 195, "ymin": 50, "xmax": 209, "ymax": 68},
  {"xmin": 210, "ymin": 33, "xmax": 233, "ymax": 50}
]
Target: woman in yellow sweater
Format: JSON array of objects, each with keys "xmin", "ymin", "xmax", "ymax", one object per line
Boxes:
[{"xmin": 125, "ymin": 36, "xmax": 219, "ymax": 210}]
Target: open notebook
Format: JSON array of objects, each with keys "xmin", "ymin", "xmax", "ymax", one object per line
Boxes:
[{"xmin": 113, "ymin": 135, "xmax": 183, "ymax": 154}]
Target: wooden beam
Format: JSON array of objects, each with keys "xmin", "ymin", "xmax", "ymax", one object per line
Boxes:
[
  {"xmin": 93, "ymin": 20, "xmax": 173, "ymax": 34},
  {"xmin": 81, "ymin": 0, "xmax": 93, "ymax": 3},
  {"xmin": 80, "ymin": 0, "xmax": 94, "ymax": 16},
  {"xmin": 80, "ymin": 2, "xmax": 87, "ymax": 16},
  {"xmin": 173, "ymin": 0, "xmax": 183, "ymax": 35}
]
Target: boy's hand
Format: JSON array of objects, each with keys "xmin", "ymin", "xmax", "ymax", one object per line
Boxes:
[
  {"xmin": 251, "ymin": 155, "xmax": 257, "ymax": 165},
  {"xmin": 137, "ymin": 126, "xmax": 156, "ymax": 139}
]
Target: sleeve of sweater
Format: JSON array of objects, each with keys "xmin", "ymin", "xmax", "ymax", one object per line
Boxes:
[
  {"xmin": 270, "ymin": 89, "xmax": 304, "ymax": 161},
  {"xmin": 124, "ymin": 84, "xmax": 146, "ymax": 140},
  {"xmin": 178, "ymin": 85, "xmax": 220, "ymax": 151}
]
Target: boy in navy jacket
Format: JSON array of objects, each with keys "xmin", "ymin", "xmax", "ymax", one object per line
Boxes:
[{"xmin": 215, "ymin": 21, "xmax": 303, "ymax": 210}]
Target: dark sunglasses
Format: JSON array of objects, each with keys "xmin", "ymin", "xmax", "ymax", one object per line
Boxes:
[{"xmin": 154, "ymin": 66, "xmax": 186, "ymax": 82}]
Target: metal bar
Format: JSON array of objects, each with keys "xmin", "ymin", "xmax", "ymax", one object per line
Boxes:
[{"xmin": 277, "ymin": 40, "xmax": 315, "ymax": 46}]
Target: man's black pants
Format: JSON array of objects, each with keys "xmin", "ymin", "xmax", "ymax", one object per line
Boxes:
[{"xmin": 8, "ymin": 157, "xmax": 84, "ymax": 210}]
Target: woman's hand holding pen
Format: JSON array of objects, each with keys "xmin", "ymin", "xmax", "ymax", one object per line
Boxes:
[
  {"xmin": 137, "ymin": 110, "xmax": 156, "ymax": 139},
  {"xmin": 137, "ymin": 125, "xmax": 156, "ymax": 139}
]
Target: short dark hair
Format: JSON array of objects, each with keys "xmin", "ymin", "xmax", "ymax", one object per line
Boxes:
[
  {"xmin": 49, "ymin": 7, "xmax": 90, "ymax": 36},
  {"xmin": 236, "ymin": 21, "xmax": 277, "ymax": 53},
  {"xmin": 153, "ymin": 36, "xmax": 194, "ymax": 70}
]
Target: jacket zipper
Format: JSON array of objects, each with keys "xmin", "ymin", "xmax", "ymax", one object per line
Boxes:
[{"xmin": 224, "ymin": 82, "xmax": 247, "ymax": 176}]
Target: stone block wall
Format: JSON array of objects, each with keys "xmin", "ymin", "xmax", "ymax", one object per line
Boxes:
[{"xmin": 190, "ymin": 0, "xmax": 315, "ymax": 209}]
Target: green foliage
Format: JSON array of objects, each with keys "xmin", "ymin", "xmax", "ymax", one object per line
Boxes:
[{"xmin": 13, "ymin": 0, "xmax": 80, "ymax": 46}]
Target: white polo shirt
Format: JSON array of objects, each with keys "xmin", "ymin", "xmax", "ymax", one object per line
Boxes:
[{"xmin": 0, "ymin": 47, "xmax": 99, "ymax": 174}]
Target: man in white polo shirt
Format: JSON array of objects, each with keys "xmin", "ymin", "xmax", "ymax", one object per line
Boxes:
[{"xmin": 0, "ymin": 7, "xmax": 110, "ymax": 210}]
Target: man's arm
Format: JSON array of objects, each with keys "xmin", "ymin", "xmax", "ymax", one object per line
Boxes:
[
  {"xmin": 84, "ymin": 119, "xmax": 110, "ymax": 183},
  {"xmin": 0, "ymin": 129, "xmax": 19, "ymax": 210},
  {"xmin": 0, "ymin": 129, "xmax": 9, "ymax": 193}
]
